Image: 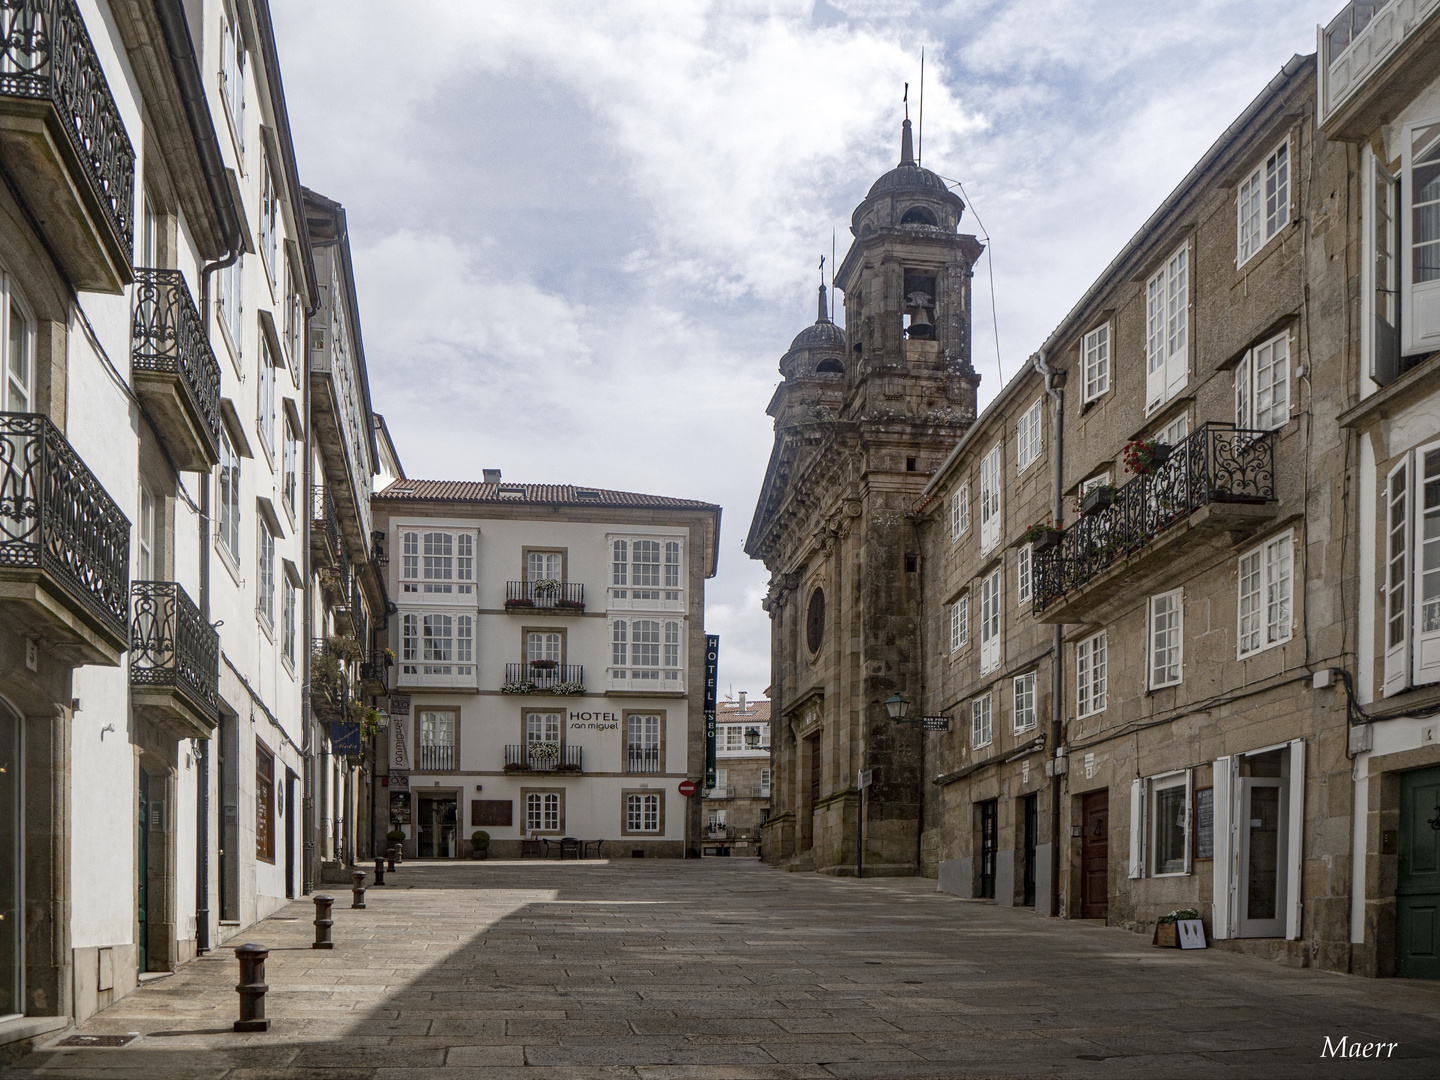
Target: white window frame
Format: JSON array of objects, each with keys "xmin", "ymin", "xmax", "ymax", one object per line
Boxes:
[
  {"xmin": 626, "ymin": 792, "xmax": 662, "ymax": 833},
  {"xmin": 1012, "ymin": 671, "xmax": 1036, "ymax": 734},
  {"xmin": 1235, "ymin": 330, "xmax": 1290, "ymax": 431},
  {"xmin": 259, "ymin": 148, "xmax": 278, "ymax": 284},
  {"xmin": 979, "ymin": 568, "xmax": 1001, "ymax": 674},
  {"xmin": 526, "ymin": 792, "xmax": 561, "ymax": 835},
  {"xmin": 257, "ymin": 336, "xmax": 276, "ymax": 453},
  {"xmin": 609, "ymin": 617, "xmax": 685, "ymax": 691},
  {"xmin": 1076, "ymin": 630, "xmax": 1107, "ymax": 718},
  {"xmin": 1145, "ymin": 242, "xmax": 1188, "ymax": 413},
  {"xmin": 219, "ymin": 4, "xmax": 245, "ymax": 157},
  {"xmin": 1362, "ymin": 149, "xmax": 1401, "ymax": 386},
  {"xmin": 1237, "ymin": 137, "xmax": 1290, "ymax": 267},
  {"xmin": 1237, "ymin": 531, "xmax": 1294, "ymax": 658},
  {"xmin": 281, "ymin": 575, "xmax": 296, "ymax": 670},
  {"xmin": 1081, "ymin": 322, "xmax": 1110, "ymax": 403},
  {"xmin": 1148, "ymin": 589, "xmax": 1184, "ymax": 689},
  {"xmin": 256, "ymin": 520, "xmax": 275, "ymax": 629},
  {"xmin": 1, "ymin": 269, "xmax": 36, "ymax": 412},
  {"xmin": 609, "ymin": 535, "xmax": 686, "ymax": 610},
  {"xmin": 1017, "ymin": 544, "xmax": 1033, "ymax": 605},
  {"xmin": 949, "ymin": 594, "xmax": 968, "ymax": 653},
  {"xmin": 1384, "ymin": 440, "xmax": 1440, "ymax": 694},
  {"xmin": 218, "ymin": 255, "xmax": 242, "ymax": 361},
  {"xmin": 1400, "ymin": 117, "xmax": 1440, "ymax": 356},
  {"xmin": 399, "ymin": 610, "xmax": 476, "ymax": 687},
  {"xmin": 1157, "ymin": 413, "xmax": 1189, "ymax": 448},
  {"xmin": 217, "ymin": 427, "xmax": 241, "ymax": 563},
  {"xmin": 281, "ymin": 413, "xmax": 299, "ymax": 522},
  {"xmin": 1147, "ymin": 770, "xmax": 1193, "ymax": 878},
  {"xmin": 971, "ymin": 694, "xmax": 992, "ymax": 750},
  {"xmin": 979, "ymin": 444, "xmax": 1002, "ymax": 553},
  {"xmin": 398, "ymin": 528, "xmax": 476, "ymax": 600},
  {"xmin": 950, "ymin": 482, "xmax": 970, "ymax": 541},
  {"xmin": 1016, "ymin": 398, "xmax": 1043, "ymax": 473}
]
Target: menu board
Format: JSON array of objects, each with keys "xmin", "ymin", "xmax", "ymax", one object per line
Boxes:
[{"xmin": 1194, "ymin": 787, "xmax": 1214, "ymax": 860}]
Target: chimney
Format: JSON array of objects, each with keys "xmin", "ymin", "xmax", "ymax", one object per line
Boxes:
[
  {"xmin": 737, "ymin": 692, "xmax": 747, "ymax": 713},
  {"xmin": 483, "ymin": 468, "xmax": 501, "ymax": 483}
]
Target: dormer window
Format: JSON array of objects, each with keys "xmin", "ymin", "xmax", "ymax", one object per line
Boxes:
[
  {"xmin": 497, "ymin": 484, "xmax": 525, "ymax": 499},
  {"xmin": 900, "ymin": 205, "xmax": 938, "ymax": 226}
]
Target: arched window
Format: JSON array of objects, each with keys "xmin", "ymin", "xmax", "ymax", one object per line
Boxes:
[
  {"xmin": 900, "ymin": 205, "xmax": 938, "ymax": 226},
  {"xmin": 816, "ymin": 358, "xmax": 844, "ymax": 374}
]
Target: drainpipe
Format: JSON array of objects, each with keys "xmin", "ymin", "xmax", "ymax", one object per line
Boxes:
[{"xmin": 1031, "ymin": 350, "xmax": 1065, "ymax": 918}]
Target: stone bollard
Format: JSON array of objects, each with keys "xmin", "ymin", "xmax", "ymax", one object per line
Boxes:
[
  {"xmin": 234, "ymin": 943, "xmax": 270, "ymax": 1032},
  {"xmin": 373, "ymin": 856, "xmax": 385, "ymax": 886},
  {"xmin": 387, "ymin": 845, "xmax": 398, "ymax": 871},
  {"xmin": 312, "ymin": 894, "xmax": 335, "ymax": 950},
  {"xmin": 351, "ymin": 869, "xmax": 367, "ymax": 909}
]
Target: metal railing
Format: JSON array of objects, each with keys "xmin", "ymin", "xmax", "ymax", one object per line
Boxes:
[
  {"xmin": 1033, "ymin": 424, "xmax": 1274, "ymax": 613},
  {"xmin": 626, "ymin": 746, "xmax": 662, "ymax": 773},
  {"xmin": 130, "ymin": 580, "xmax": 219, "ymax": 720},
  {"xmin": 310, "ymin": 484, "xmax": 340, "ymax": 565},
  {"xmin": 0, "ymin": 412, "xmax": 129, "ymax": 639},
  {"xmin": 130, "ymin": 268, "xmax": 221, "ymax": 453},
  {"xmin": 0, "ymin": 0, "xmax": 136, "ymax": 252},
  {"xmin": 750, "ymin": 783, "xmax": 771, "ymax": 798},
  {"xmin": 505, "ymin": 743, "xmax": 582, "ymax": 772},
  {"xmin": 503, "ymin": 662, "xmax": 584, "ymax": 691},
  {"xmin": 706, "ymin": 786, "xmax": 735, "ymax": 799},
  {"xmin": 416, "ymin": 743, "xmax": 454, "ymax": 772},
  {"xmin": 309, "ymin": 637, "xmax": 349, "ymax": 721},
  {"xmin": 504, "ymin": 579, "xmax": 585, "ymax": 610},
  {"xmin": 360, "ymin": 649, "xmax": 389, "ymax": 694}
]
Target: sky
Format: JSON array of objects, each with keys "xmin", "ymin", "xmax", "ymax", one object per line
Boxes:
[{"xmin": 272, "ymin": 0, "xmax": 1342, "ymax": 700}]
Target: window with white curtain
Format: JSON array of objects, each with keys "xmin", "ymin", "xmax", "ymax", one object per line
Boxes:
[
  {"xmin": 1145, "ymin": 244, "xmax": 1188, "ymax": 413},
  {"xmin": 1237, "ymin": 139, "xmax": 1289, "ymax": 266},
  {"xmin": 1237, "ymin": 532, "xmax": 1293, "ymax": 658},
  {"xmin": 1235, "ymin": 331, "xmax": 1290, "ymax": 430},
  {"xmin": 1077, "ymin": 631, "xmax": 1107, "ymax": 717},
  {"xmin": 1082, "ymin": 323, "xmax": 1110, "ymax": 403}
]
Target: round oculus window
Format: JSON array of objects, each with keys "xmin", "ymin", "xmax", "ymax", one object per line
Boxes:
[{"xmin": 806, "ymin": 587, "xmax": 825, "ymax": 654}]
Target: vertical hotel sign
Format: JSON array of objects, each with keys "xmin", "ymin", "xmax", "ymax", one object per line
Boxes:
[{"xmin": 704, "ymin": 635, "xmax": 719, "ymax": 790}]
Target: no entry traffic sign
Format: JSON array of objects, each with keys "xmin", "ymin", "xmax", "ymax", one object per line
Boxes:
[{"xmin": 678, "ymin": 779, "xmax": 698, "ymax": 797}]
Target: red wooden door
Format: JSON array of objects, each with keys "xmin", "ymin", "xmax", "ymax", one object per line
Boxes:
[{"xmin": 1080, "ymin": 790, "xmax": 1109, "ymax": 919}]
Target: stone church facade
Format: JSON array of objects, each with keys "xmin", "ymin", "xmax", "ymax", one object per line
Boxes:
[{"xmin": 746, "ymin": 119, "xmax": 982, "ymax": 874}]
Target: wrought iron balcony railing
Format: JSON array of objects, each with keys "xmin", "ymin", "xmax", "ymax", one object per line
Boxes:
[
  {"xmin": 0, "ymin": 412, "xmax": 129, "ymax": 643},
  {"xmin": 309, "ymin": 636, "xmax": 350, "ymax": 721},
  {"xmin": 360, "ymin": 649, "xmax": 389, "ymax": 695},
  {"xmin": 504, "ymin": 579, "xmax": 585, "ymax": 611},
  {"xmin": 130, "ymin": 269, "xmax": 221, "ymax": 468},
  {"xmin": 416, "ymin": 743, "xmax": 454, "ymax": 772},
  {"xmin": 502, "ymin": 662, "xmax": 584, "ymax": 693},
  {"xmin": 626, "ymin": 746, "xmax": 662, "ymax": 774},
  {"xmin": 505, "ymin": 743, "xmax": 583, "ymax": 772},
  {"xmin": 311, "ymin": 484, "xmax": 340, "ymax": 562},
  {"xmin": 0, "ymin": 0, "xmax": 135, "ymax": 280},
  {"xmin": 130, "ymin": 580, "xmax": 219, "ymax": 722},
  {"xmin": 1032, "ymin": 424, "xmax": 1275, "ymax": 614}
]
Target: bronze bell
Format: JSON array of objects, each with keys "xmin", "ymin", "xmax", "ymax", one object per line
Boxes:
[{"xmin": 904, "ymin": 292, "xmax": 934, "ymax": 338}]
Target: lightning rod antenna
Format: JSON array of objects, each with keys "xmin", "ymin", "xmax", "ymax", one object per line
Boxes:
[{"xmin": 918, "ymin": 48, "xmax": 925, "ymax": 167}]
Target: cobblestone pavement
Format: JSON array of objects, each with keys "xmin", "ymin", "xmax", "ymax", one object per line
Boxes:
[{"xmin": 9, "ymin": 858, "xmax": 1440, "ymax": 1079}]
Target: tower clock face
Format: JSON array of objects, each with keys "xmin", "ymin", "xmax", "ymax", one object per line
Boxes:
[{"xmin": 806, "ymin": 587, "xmax": 825, "ymax": 654}]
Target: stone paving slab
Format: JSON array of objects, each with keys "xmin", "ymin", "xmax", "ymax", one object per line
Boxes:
[{"xmin": 7, "ymin": 858, "xmax": 1440, "ymax": 1078}]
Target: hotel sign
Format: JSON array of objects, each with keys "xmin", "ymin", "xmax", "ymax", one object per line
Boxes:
[{"xmin": 704, "ymin": 634, "xmax": 719, "ymax": 789}]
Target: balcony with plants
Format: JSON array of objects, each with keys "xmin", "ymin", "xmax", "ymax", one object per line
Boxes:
[
  {"xmin": 360, "ymin": 647, "xmax": 393, "ymax": 695},
  {"xmin": 504, "ymin": 743, "xmax": 583, "ymax": 773},
  {"xmin": 501, "ymin": 661, "xmax": 585, "ymax": 695},
  {"xmin": 310, "ymin": 635, "xmax": 361, "ymax": 722},
  {"xmin": 504, "ymin": 578, "xmax": 584, "ymax": 613},
  {"xmin": 130, "ymin": 580, "xmax": 219, "ymax": 739},
  {"xmin": 311, "ymin": 484, "xmax": 342, "ymax": 569},
  {"xmin": 1032, "ymin": 423, "xmax": 1277, "ymax": 624},
  {"xmin": 0, "ymin": 0, "xmax": 136, "ymax": 291},
  {"xmin": 0, "ymin": 412, "xmax": 130, "ymax": 665}
]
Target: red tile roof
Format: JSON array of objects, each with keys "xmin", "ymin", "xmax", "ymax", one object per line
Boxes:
[
  {"xmin": 374, "ymin": 479, "xmax": 719, "ymax": 511},
  {"xmin": 716, "ymin": 700, "xmax": 771, "ymax": 722}
]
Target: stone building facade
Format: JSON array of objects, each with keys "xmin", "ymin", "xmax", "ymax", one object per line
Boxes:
[
  {"xmin": 703, "ymin": 696, "xmax": 771, "ymax": 855},
  {"xmin": 748, "ymin": 118, "xmax": 983, "ymax": 875}
]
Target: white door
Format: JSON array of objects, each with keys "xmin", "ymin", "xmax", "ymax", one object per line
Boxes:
[{"xmin": 1236, "ymin": 777, "xmax": 1287, "ymax": 938}]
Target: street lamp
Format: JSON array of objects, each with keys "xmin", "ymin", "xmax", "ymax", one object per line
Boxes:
[
  {"xmin": 884, "ymin": 692, "xmax": 910, "ymax": 722},
  {"xmin": 744, "ymin": 727, "xmax": 761, "ymax": 749}
]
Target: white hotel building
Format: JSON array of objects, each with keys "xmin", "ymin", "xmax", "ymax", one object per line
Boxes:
[{"xmin": 371, "ymin": 475, "xmax": 720, "ymax": 859}]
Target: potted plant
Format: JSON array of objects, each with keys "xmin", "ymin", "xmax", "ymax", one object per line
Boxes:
[
  {"xmin": 1019, "ymin": 519, "xmax": 1061, "ymax": 553},
  {"xmin": 386, "ymin": 828, "xmax": 405, "ymax": 864},
  {"xmin": 533, "ymin": 578, "xmax": 561, "ymax": 598},
  {"xmin": 328, "ymin": 634, "xmax": 363, "ymax": 662},
  {"xmin": 503, "ymin": 761, "xmax": 527, "ymax": 772},
  {"xmin": 557, "ymin": 597, "xmax": 584, "ymax": 610},
  {"xmin": 470, "ymin": 830, "xmax": 490, "ymax": 860},
  {"xmin": 1153, "ymin": 907, "xmax": 1199, "ymax": 948},
  {"xmin": 529, "ymin": 659, "xmax": 559, "ymax": 671},
  {"xmin": 501, "ymin": 680, "xmax": 535, "ymax": 694},
  {"xmin": 551, "ymin": 681, "xmax": 585, "ymax": 695},
  {"xmin": 1080, "ymin": 483, "xmax": 1117, "ymax": 517},
  {"xmin": 383, "ymin": 647, "xmax": 396, "ymax": 666},
  {"xmin": 1123, "ymin": 437, "xmax": 1172, "ymax": 476},
  {"xmin": 505, "ymin": 596, "xmax": 535, "ymax": 609}
]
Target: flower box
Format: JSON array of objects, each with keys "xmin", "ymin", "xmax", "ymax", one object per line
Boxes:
[
  {"xmin": 1081, "ymin": 487, "xmax": 1115, "ymax": 516},
  {"xmin": 1032, "ymin": 528, "xmax": 1062, "ymax": 554},
  {"xmin": 505, "ymin": 598, "xmax": 535, "ymax": 609},
  {"xmin": 503, "ymin": 762, "xmax": 527, "ymax": 772}
]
